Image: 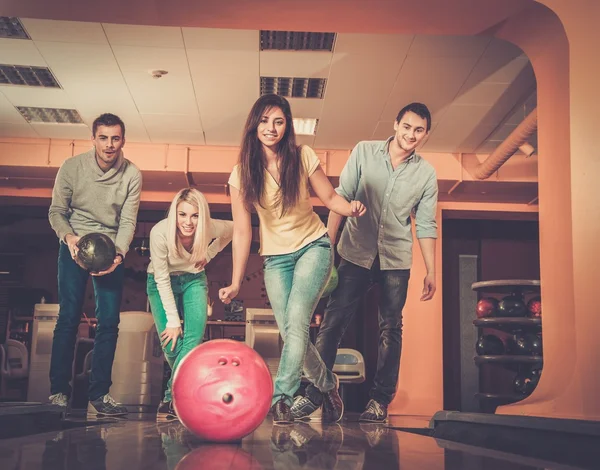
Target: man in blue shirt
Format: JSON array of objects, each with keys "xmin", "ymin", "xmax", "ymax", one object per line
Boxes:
[{"xmin": 294, "ymin": 102, "xmax": 438, "ymax": 423}]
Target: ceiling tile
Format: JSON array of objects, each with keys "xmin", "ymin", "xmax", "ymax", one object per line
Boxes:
[
  {"xmin": 182, "ymin": 28, "xmax": 258, "ymax": 51},
  {"xmin": 103, "ymin": 23, "xmax": 184, "ymax": 48},
  {"xmin": 0, "ymin": 91, "xmax": 27, "ymax": 124},
  {"xmin": 0, "ymin": 86, "xmax": 75, "ymax": 108},
  {"xmin": 21, "ymin": 18, "xmax": 107, "ymax": 44},
  {"xmin": 0, "ymin": 122, "xmax": 38, "ymax": 138},
  {"xmin": 141, "ymin": 113, "xmax": 203, "ymax": 132},
  {"xmin": 147, "ymin": 129, "xmax": 205, "ymax": 145},
  {"xmin": 259, "ymin": 51, "xmax": 332, "ymax": 78},
  {"xmin": 188, "ymin": 48, "xmax": 258, "ymax": 146},
  {"xmin": 333, "ymin": 33, "xmax": 414, "ymax": 55},
  {"xmin": 0, "ymin": 38, "xmax": 47, "ymax": 66},
  {"xmin": 408, "ymin": 35, "xmax": 491, "ymax": 57},
  {"xmin": 29, "ymin": 123, "xmax": 91, "ymax": 140},
  {"xmin": 380, "ymin": 56, "xmax": 480, "ymax": 121},
  {"xmin": 111, "ymin": 46, "xmax": 198, "ymax": 115}
]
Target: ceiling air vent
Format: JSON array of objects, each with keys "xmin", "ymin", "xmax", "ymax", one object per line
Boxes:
[
  {"xmin": 261, "ymin": 77, "xmax": 326, "ymax": 99},
  {"xmin": 260, "ymin": 31, "xmax": 336, "ymax": 51},
  {"xmin": 0, "ymin": 17, "xmax": 30, "ymax": 40},
  {"xmin": 17, "ymin": 107, "xmax": 84, "ymax": 124},
  {"xmin": 0, "ymin": 65, "xmax": 61, "ymax": 88}
]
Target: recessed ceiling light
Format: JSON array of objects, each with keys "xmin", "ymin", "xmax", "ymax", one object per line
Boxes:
[
  {"xmin": 0, "ymin": 65, "xmax": 61, "ymax": 88},
  {"xmin": 260, "ymin": 31, "xmax": 336, "ymax": 51},
  {"xmin": 0, "ymin": 17, "xmax": 30, "ymax": 40},
  {"xmin": 260, "ymin": 77, "xmax": 326, "ymax": 99},
  {"xmin": 293, "ymin": 118, "xmax": 319, "ymax": 136},
  {"xmin": 17, "ymin": 107, "xmax": 84, "ymax": 124}
]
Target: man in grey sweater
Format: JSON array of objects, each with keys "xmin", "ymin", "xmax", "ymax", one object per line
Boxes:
[{"xmin": 48, "ymin": 113, "xmax": 142, "ymax": 417}]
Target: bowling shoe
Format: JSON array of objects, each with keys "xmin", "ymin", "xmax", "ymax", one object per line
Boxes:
[
  {"xmin": 271, "ymin": 398, "xmax": 294, "ymax": 425},
  {"xmin": 290, "ymin": 395, "xmax": 322, "ymax": 421},
  {"xmin": 87, "ymin": 394, "xmax": 128, "ymax": 417},
  {"xmin": 321, "ymin": 374, "xmax": 344, "ymax": 423},
  {"xmin": 49, "ymin": 393, "xmax": 69, "ymax": 408},
  {"xmin": 359, "ymin": 399, "xmax": 388, "ymax": 423},
  {"xmin": 156, "ymin": 400, "xmax": 178, "ymax": 422}
]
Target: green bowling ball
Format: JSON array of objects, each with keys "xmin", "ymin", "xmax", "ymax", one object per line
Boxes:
[{"xmin": 321, "ymin": 266, "xmax": 339, "ymax": 298}]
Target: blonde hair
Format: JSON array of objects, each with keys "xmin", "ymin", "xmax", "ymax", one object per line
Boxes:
[{"xmin": 166, "ymin": 188, "xmax": 211, "ymax": 265}]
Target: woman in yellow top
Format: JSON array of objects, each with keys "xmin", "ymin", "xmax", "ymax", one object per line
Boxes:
[{"xmin": 219, "ymin": 94, "xmax": 366, "ymax": 424}]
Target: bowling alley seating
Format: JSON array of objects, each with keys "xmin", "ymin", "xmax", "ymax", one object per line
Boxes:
[
  {"xmin": 0, "ymin": 339, "xmax": 29, "ymax": 399},
  {"xmin": 333, "ymin": 348, "xmax": 366, "ymax": 404}
]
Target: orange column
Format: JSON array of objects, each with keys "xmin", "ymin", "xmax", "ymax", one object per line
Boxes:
[
  {"xmin": 494, "ymin": 1, "xmax": 600, "ymax": 420},
  {"xmin": 389, "ymin": 207, "xmax": 444, "ymax": 416}
]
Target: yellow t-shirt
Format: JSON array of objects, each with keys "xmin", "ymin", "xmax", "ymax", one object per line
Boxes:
[{"xmin": 228, "ymin": 145, "xmax": 327, "ymax": 256}]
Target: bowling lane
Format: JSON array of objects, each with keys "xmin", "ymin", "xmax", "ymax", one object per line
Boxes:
[{"xmin": 0, "ymin": 414, "xmax": 583, "ymax": 470}]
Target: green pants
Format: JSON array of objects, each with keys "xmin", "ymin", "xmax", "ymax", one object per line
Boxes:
[{"xmin": 147, "ymin": 272, "xmax": 208, "ymax": 402}]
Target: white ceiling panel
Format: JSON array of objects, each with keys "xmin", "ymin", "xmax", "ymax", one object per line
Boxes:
[
  {"xmin": 0, "ymin": 38, "xmax": 47, "ymax": 66},
  {"xmin": 259, "ymin": 51, "xmax": 332, "ymax": 78},
  {"xmin": 333, "ymin": 33, "xmax": 414, "ymax": 55},
  {"xmin": 111, "ymin": 46, "xmax": 198, "ymax": 115},
  {"xmin": 103, "ymin": 24, "xmax": 184, "ymax": 48},
  {"xmin": 315, "ymin": 55, "xmax": 401, "ymax": 148},
  {"xmin": 188, "ymin": 48, "xmax": 258, "ymax": 146},
  {"xmin": 182, "ymin": 28, "xmax": 258, "ymax": 51},
  {"xmin": 380, "ymin": 56, "xmax": 480, "ymax": 122},
  {"xmin": 0, "ymin": 86, "xmax": 75, "ymax": 108},
  {"xmin": 0, "ymin": 122, "xmax": 38, "ymax": 138},
  {"xmin": 147, "ymin": 129, "xmax": 205, "ymax": 145},
  {"xmin": 425, "ymin": 104, "xmax": 494, "ymax": 152},
  {"xmin": 454, "ymin": 82, "xmax": 508, "ymax": 107},
  {"xmin": 0, "ymin": 92, "xmax": 28, "ymax": 124},
  {"xmin": 296, "ymin": 135, "xmax": 315, "ymax": 147},
  {"xmin": 287, "ymin": 98, "xmax": 324, "ymax": 119},
  {"xmin": 22, "ymin": 18, "xmax": 107, "ymax": 44},
  {"xmin": 482, "ymin": 38, "xmax": 525, "ymax": 61},
  {"xmin": 29, "ymin": 123, "xmax": 91, "ymax": 140},
  {"xmin": 462, "ymin": 56, "xmax": 530, "ymax": 88},
  {"xmin": 408, "ymin": 35, "xmax": 491, "ymax": 57},
  {"xmin": 141, "ymin": 113, "xmax": 203, "ymax": 132}
]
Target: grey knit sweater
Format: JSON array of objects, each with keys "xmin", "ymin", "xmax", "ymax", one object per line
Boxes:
[{"xmin": 48, "ymin": 148, "xmax": 142, "ymax": 256}]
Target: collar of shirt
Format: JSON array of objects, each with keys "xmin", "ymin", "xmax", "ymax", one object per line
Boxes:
[{"xmin": 380, "ymin": 136, "xmax": 418, "ymax": 166}]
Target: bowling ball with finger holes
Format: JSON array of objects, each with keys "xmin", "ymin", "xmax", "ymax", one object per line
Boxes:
[
  {"xmin": 321, "ymin": 266, "xmax": 339, "ymax": 298},
  {"xmin": 172, "ymin": 339, "xmax": 273, "ymax": 442},
  {"xmin": 75, "ymin": 233, "xmax": 116, "ymax": 272}
]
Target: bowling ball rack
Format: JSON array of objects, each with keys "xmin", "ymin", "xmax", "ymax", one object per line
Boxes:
[{"xmin": 471, "ymin": 279, "xmax": 542, "ymax": 413}]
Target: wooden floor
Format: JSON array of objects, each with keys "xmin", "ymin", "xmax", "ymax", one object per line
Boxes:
[{"xmin": 0, "ymin": 412, "xmax": 584, "ymax": 469}]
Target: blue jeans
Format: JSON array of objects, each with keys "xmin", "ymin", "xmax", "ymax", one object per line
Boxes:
[
  {"xmin": 305, "ymin": 257, "xmax": 410, "ymax": 405},
  {"xmin": 263, "ymin": 235, "xmax": 337, "ymax": 406},
  {"xmin": 147, "ymin": 272, "xmax": 208, "ymax": 402},
  {"xmin": 50, "ymin": 242, "xmax": 124, "ymax": 401}
]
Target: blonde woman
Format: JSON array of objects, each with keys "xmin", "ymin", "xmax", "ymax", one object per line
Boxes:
[{"xmin": 147, "ymin": 188, "xmax": 233, "ymax": 421}]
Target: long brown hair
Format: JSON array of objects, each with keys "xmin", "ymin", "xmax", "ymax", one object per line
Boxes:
[{"xmin": 238, "ymin": 94, "xmax": 303, "ymax": 216}]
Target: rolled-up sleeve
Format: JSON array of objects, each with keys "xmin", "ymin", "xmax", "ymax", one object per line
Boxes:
[
  {"xmin": 335, "ymin": 144, "xmax": 361, "ymax": 201},
  {"xmin": 415, "ymin": 171, "xmax": 438, "ymax": 239}
]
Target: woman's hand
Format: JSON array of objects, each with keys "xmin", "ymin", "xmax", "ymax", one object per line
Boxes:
[
  {"xmin": 348, "ymin": 200, "xmax": 366, "ymax": 217},
  {"xmin": 160, "ymin": 326, "xmax": 182, "ymax": 352}
]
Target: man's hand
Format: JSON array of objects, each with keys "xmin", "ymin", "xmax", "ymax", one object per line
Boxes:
[
  {"xmin": 91, "ymin": 255, "xmax": 123, "ymax": 277},
  {"xmin": 421, "ymin": 273, "xmax": 436, "ymax": 301},
  {"xmin": 65, "ymin": 233, "xmax": 81, "ymax": 259},
  {"xmin": 219, "ymin": 284, "xmax": 240, "ymax": 305},
  {"xmin": 160, "ymin": 326, "xmax": 182, "ymax": 352}
]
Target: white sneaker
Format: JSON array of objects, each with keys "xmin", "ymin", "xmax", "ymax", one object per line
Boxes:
[{"xmin": 49, "ymin": 393, "xmax": 68, "ymax": 407}]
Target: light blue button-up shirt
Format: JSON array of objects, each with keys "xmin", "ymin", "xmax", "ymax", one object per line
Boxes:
[{"xmin": 335, "ymin": 138, "xmax": 438, "ymax": 270}]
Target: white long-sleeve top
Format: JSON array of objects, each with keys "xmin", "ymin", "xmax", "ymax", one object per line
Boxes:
[{"xmin": 147, "ymin": 218, "xmax": 233, "ymax": 327}]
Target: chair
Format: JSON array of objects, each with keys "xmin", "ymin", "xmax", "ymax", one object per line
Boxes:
[
  {"xmin": 0, "ymin": 339, "xmax": 29, "ymax": 399},
  {"xmin": 333, "ymin": 348, "xmax": 366, "ymax": 403}
]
